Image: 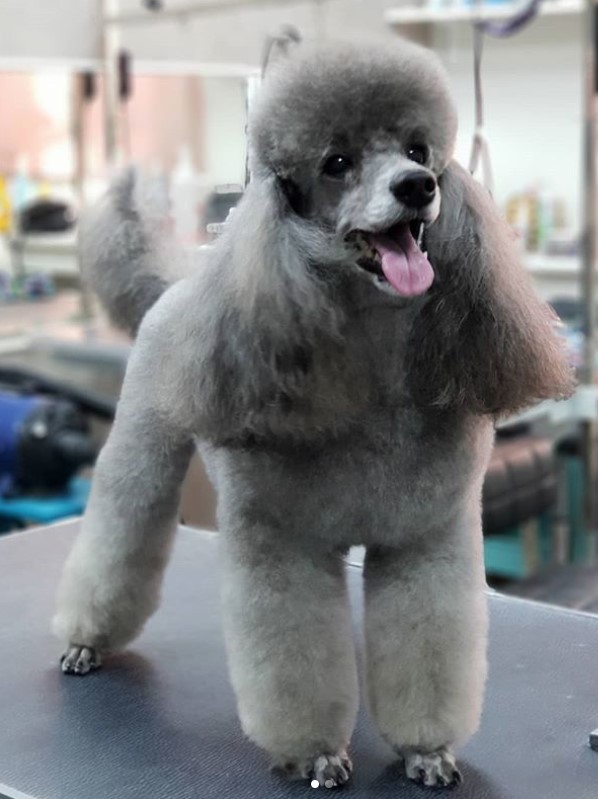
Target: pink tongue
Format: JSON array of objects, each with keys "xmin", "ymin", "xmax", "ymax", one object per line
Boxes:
[{"xmin": 370, "ymin": 226, "xmax": 434, "ymax": 297}]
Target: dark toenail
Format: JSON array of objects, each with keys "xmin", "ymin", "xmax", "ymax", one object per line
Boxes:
[
  {"xmin": 438, "ymin": 776, "xmax": 447, "ymax": 786},
  {"xmin": 452, "ymin": 770, "xmax": 462, "ymax": 785}
]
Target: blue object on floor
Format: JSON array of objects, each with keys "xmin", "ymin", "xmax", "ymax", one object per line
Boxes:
[{"xmin": 0, "ymin": 477, "xmax": 90, "ymax": 531}]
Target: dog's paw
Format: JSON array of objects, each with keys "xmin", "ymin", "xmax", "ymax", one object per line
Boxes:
[
  {"xmin": 275, "ymin": 751, "xmax": 353, "ymax": 789},
  {"xmin": 399, "ymin": 747, "xmax": 462, "ymax": 789},
  {"xmin": 61, "ymin": 645, "xmax": 102, "ymax": 676}
]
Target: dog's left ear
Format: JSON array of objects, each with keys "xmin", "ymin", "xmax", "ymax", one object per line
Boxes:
[{"xmin": 407, "ymin": 161, "xmax": 575, "ymax": 417}]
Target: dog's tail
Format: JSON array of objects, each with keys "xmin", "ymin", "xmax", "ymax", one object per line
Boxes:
[{"xmin": 79, "ymin": 168, "xmax": 190, "ymax": 336}]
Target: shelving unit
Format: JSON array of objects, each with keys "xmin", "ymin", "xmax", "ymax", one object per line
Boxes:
[
  {"xmin": 386, "ymin": 0, "xmax": 598, "ymax": 562},
  {"xmin": 385, "ymin": 0, "xmax": 582, "ymax": 27},
  {"xmin": 523, "ymin": 254, "xmax": 580, "ymax": 298}
]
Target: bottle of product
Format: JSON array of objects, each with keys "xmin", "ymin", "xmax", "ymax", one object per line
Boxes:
[
  {"xmin": 505, "ymin": 191, "xmax": 529, "ymax": 250},
  {"xmin": 525, "ymin": 186, "xmax": 540, "ymax": 252},
  {"xmin": 10, "ymin": 154, "xmax": 34, "ymax": 214},
  {"xmin": 536, "ymin": 184, "xmax": 554, "ymax": 253},
  {"xmin": 0, "ymin": 177, "xmax": 12, "ymax": 234},
  {"xmin": 170, "ymin": 146, "xmax": 200, "ymax": 243}
]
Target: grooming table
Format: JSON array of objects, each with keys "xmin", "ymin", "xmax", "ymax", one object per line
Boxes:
[{"xmin": 1, "ymin": 521, "xmax": 598, "ymax": 799}]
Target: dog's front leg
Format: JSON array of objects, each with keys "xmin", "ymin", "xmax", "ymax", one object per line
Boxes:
[
  {"xmin": 53, "ymin": 336, "xmax": 194, "ymax": 674},
  {"xmin": 220, "ymin": 531, "xmax": 359, "ymax": 788},
  {"xmin": 364, "ymin": 506, "xmax": 488, "ymax": 788}
]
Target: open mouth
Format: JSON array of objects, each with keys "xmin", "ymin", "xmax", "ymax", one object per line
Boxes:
[{"xmin": 346, "ymin": 220, "xmax": 434, "ymax": 297}]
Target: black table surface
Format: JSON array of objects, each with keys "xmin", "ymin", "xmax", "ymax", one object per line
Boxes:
[{"xmin": 2, "ymin": 521, "xmax": 598, "ymax": 799}]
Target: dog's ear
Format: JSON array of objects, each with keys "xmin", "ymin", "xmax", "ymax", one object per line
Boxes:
[
  {"xmin": 211, "ymin": 175, "xmax": 342, "ymax": 434},
  {"xmin": 406, "ymin": 161, "xmax": 575, "ymax": 417},
  {"xmin": 227, "ymin": 176, "xmax": 335, "ymax": 329}
]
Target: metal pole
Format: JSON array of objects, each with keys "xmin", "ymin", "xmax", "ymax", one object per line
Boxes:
[
  {"xmin": 101, "ymin": 0, "xmax": 121, "ymax": 167},
  {"xmin": 71, "ymin": 73, "xmax": 94, "ymax": 321},
  {"xmin": 581, "ymin": 0, "xmax": 597, "ymax": 559}
]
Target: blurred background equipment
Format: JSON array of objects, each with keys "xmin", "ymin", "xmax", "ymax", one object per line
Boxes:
[
  {"xmin": 0, "ymin": 365, "xmax": 117, "ymax": 531},
  {"xmin": 0, "ymin": 391, "xmax": 95, "ymax": 496},
  {"xmin": 19, "ymin": 199, "xmax": 76, "ymax": 235},
  {"xmin": 0, "ymin": 393, "xmax": 90, "ymax": 530}
]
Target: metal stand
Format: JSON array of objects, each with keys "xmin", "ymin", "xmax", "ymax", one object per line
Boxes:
[
  {"xmin": 101, "ymin": 0, "xmax": 122, "ymax": 167},
  {"xmin": 580, "ymin": 0, "xmax": 598, "ymax": 562},
  {"xmin": 468, "ymin": 27, "xmax": 494, "ymax": 192},
  {"xmin": 99, "ymin": 0, "xmax": 326, "ymax": 169}
]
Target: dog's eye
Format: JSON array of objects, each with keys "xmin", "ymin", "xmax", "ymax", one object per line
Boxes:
[
  {"xmin": 406, "ymin": 144, "xmax": 429, "ymax": 165},
  {"xmin": 322, "ymin": 154, "xmax": 353, "ymax": 178}
]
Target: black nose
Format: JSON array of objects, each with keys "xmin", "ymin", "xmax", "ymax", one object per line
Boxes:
[{"xmin": 391, "ymin": 171, "xmax": 437, "ymax": 209}]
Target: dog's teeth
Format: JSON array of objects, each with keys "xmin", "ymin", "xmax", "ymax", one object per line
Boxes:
[{"xmin": 417, "ymin": 222, "xmax": 424, "ymax": 248}]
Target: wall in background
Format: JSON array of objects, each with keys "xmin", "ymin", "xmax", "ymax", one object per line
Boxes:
[
  {"xmin": 116, "ymin": 0, "xmax": 400, "ymax": 65},
  {"xmin": 0, "ymin": 0, "xmax": 585, "ymax": 229},
  {"xmin": 435, "ymin": 15, "xmax": 583, "ymax": 229},
  {"xmin": 0, "ymin": 72, "xmax": 74, "ymax": 179},
  {"xmin": 0, "ymin": 0, "xmax": 400, "ymax": 65},
  {"xmin": 0, "ymin": 0, "xmax": 100, "ymax": 63},
  {"xmin": 202, "ymin": 77, "xmax": 248, "ymax": 186}
]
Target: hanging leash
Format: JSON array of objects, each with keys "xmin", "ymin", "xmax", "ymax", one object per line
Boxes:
[
  {"xmin": 468, "ymin": 0, "xmax": 543, "ymax": 191},
  {"xmin": 468, "ymin": 27, "xmax": 495, "ymax": 192}
]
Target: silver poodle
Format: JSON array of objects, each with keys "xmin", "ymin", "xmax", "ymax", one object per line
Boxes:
[{"xmin": 53, "ymin": 38, "xmax": 573, "ymax": 790}]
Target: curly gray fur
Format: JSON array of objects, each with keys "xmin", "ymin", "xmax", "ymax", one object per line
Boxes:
[{"xmin": 60, "ymin": 37, "xmax": 574, "ymax": 790}]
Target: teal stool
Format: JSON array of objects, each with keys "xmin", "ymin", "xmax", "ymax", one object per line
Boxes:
[
  {"xmin": 483, "ymin": 435, "xmax": 558, "ymax": 579},
  {"xmin": 561, "ymin": 452, "xmax": 593, "ymax": 563},
  {"xmin": 483, "ymin": 514, "xmax": 555, "ymax": 580}
]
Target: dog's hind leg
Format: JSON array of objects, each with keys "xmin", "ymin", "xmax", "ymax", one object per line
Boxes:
[
  {"xmin": 221, "ymin": 530, "xmax": 359, "ymax": 787},
  {"xmin": 363, "ymin": 504, "xmax": 488, "ymax": 788}
]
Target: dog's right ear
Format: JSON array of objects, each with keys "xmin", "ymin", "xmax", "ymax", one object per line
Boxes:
[
  {"xmin": 406, "ymin": 161, "xmax": 575, "ymax": 417},
  {"xmin": 227, "ymin": 175, "xmax": 327, "ymax": 317},
  {"xmin": 261, "ymin": 26, "xmax": 302, "ymax": 76}
]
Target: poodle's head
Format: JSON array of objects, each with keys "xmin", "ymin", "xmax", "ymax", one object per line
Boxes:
[{"xmin": 248, "ymin": 39, "xmax": 457, "ymax": 298}]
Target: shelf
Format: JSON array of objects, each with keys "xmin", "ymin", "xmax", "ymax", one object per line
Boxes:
[
  {"xmin": 385, "ymin": 0, "xmax": 582, "ymax": 26},
  {"xmin": 524, "ymin": 253, "xmax": 580, "ymax": 276},
  {"xmin": 499, "ymin": 385, "xmax": 598, "ymax": 428}
]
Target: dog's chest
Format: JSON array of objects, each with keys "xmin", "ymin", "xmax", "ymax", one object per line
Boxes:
[
  {"xmin": 206, "ymin": 309, "xmax": 412, "ymax": 447},
  {"xmin": 212, "ymin": 409, "xmax": 494, "ymax": 548},
  {"xmin": 291, "ymin": 304, "xmax": 416, "ymax": 420}
]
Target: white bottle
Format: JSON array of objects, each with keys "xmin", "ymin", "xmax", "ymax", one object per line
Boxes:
[
  {"xmin": 10, "ymin": 154, "xmax": 34, "ymax": 213},
  {"xmin": 170, "ymin": 146, "xmax": 200, "ymax": 243}
]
